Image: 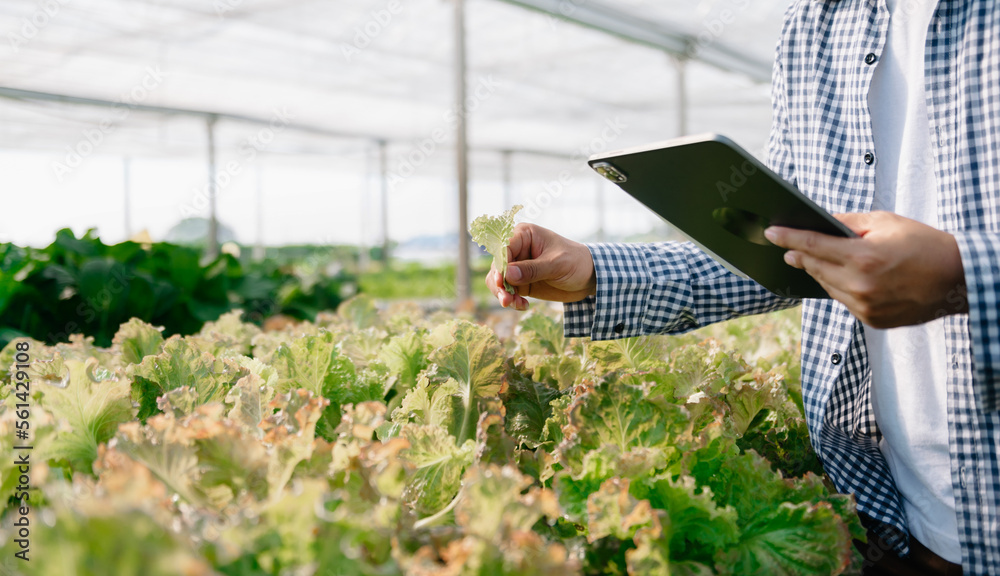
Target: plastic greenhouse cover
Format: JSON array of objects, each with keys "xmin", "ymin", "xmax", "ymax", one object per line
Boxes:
[{"xmin": 0, "ymin": 0, "xmax": 788, "ymax": 248}]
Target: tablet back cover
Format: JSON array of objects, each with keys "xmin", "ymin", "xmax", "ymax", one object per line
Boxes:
[{"xmin": 589, "ymin": 134, "xmax": 854, "ymax": 299}]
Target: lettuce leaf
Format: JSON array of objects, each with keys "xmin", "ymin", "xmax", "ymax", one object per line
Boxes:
[
  {"xmin": 111, "ymin": 318, "xmax": 165, "ymax": 366},
  {"xmin": 127, "ymin": 336, "xmax": 240, "ymax": 422},
  {"xmin": 499, "ymin": 368, "xmax": 562, "ymax": 448},
  {"xmin": 399, "ymin": 424, "xmax": 475, "ymax": 515},
  {"xmin": 31, "ymin": 354, "xmax": 133, "ymax": 474},
  {"xmin": 428, "ymin": 320, "xmax": 506, "ymax": 444},
  {"xmin": 470, "ymin": 205, "xmax": 523, "ymax": 295}
]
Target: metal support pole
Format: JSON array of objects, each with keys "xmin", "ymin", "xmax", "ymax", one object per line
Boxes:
[
  {"xmin": 454, "ymin": 0, "xmax": 471, "ymax": 305},
  {"xmin": 378, "ymin": 139, "xmax": 391, "ymax": 265},
  {"xmin": 253, "ymin": 161, "xmax": 265, "ymax": 261},
  {"xmin": 206, "ymin": 114, "xmax": 219, "ymax": 259},
  {"xmin": 673, "ymin": 55, "xmax": 688, "ymax": 137},
  {"xmin": 123, "ymin": 156, "xmax": 132, "ymax": 239},
  {"xmin": 502, "ymin": 150, "xmax": 512, "ymax": 209},
  {"xmin": 359, "ymin": 146, "xmax": 372, "ymax": 272}
]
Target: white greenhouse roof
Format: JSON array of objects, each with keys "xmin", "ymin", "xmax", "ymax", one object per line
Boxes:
[{"xmin": 0, "ymin": 0, "xmax": 790, "ymax": 249}]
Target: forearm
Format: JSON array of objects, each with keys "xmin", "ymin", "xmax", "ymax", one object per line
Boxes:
[{"xmin": 563, "ymin": 241, "xmax": 800, "ymax": 341}]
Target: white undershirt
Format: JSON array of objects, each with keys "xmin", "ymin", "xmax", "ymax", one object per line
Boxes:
[{"xmin": 865, "ymin": 0, "xmax": 960, "ymax": 563}]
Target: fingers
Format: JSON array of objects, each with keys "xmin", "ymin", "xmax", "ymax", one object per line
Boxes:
[
  {"xmin": 508, "ymin": 223, "xmax": 542, "ymax": 262},
  {"xmin": 765, "ymin": 226, "xmax": 854, "ymax": 265},
  {"xmin": 485, "ymin": 266, "xmax": 530, "ymax": 311},
  {"xmin": 506, "ymin": 257, "xmax": 555, "ymax": 288},
  {"xmin": 782, "ymin": 249, "xmax": 843, "ymax": 285}
]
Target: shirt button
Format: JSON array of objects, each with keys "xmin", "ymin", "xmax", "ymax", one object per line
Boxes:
[
  {"xmin": 613, "ymin": 322, "xmax": 625, "ymax": 334},
  {"xmin": 864, "ymin": 152, "xmax": 875, "ymax": 165},
  {"xmin": 865, "ymin": 52, "xmax": 877, "ymax": 65},
  {"xmin": 831, "ymin": 353, "xmax": 842, "ymax": 365}
]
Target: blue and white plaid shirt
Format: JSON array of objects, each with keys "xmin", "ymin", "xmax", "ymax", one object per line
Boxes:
[{"xmin": 563, "ymin": 1, "xmax": 1000, "ymax": 573}]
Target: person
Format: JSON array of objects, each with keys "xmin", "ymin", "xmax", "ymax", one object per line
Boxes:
[{"xmin": 486, "ymin": 1, "xmax": 1000, "ymax": 575}]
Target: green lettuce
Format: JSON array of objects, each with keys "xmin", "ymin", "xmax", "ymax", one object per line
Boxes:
[{"xmin": 470, "ymin": 205, "xmax": 523, "ymax": 295}]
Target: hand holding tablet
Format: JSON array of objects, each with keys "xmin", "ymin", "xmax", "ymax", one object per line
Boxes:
[{"xmin": 588, "ymin": 133, "xmax": 857, "ymax": 299}]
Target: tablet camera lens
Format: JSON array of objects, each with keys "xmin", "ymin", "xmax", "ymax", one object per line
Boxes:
[{"xmin": 593, "ymin": 162, "xmax": 627, "ymax": 183}]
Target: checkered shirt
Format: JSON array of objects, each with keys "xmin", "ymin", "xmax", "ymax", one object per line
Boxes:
[{"xmin": 563, "ymin": 2, "xmax": 1000, "ymax": 573}]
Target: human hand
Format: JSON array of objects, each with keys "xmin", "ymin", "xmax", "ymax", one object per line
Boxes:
[
  {"xmin": 764, "ymin": 211, "xmax": 968, "ymax": 328},
  {"xmin": 485, "ymin": 223, "xmax": 596, "ymax": 311}
]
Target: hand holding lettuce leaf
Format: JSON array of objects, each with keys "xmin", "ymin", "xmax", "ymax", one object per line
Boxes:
[
  {"xmin": 471, "ymin": 205, "xmax": 523, "ymax": 296},
  {"xmin": 474, "ymin": 211, "xmax": 598, "ymax": 310}
]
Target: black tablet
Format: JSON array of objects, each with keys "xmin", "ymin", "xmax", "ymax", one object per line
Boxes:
[{"xmin": 588, "ymin": 133, "xmax": 857, "ymax": 299}]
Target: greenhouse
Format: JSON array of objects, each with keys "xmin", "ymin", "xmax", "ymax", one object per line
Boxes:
[{"xmin": 6, "ymin": 0, "xmax": 985, "ymax": 574}]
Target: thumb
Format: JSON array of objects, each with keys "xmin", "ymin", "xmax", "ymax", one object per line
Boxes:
[{"xmin": 506, "ymin": 257, "xmax": 555, "ymax": 286}]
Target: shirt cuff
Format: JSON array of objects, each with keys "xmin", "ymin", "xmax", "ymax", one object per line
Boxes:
[
  {"xmin": 563, "ymin": 296, "xmax": 595, "ymax": 338},
  {"xmin": 560, "ymin": 243, "xmax": 654, "ymax": 341}
]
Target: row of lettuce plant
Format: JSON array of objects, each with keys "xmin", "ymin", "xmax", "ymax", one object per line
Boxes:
[{"xmin": 0, "ymin": 295, "xmax": 861, "ymax": 575}]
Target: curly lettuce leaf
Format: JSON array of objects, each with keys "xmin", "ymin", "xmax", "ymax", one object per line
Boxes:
[
  {"xmin": 260, "ymin": 389, "xmax": 327, "ymax": 498},
  {"xmin": 127, "ymin": 336, "xmax": 240, "ymax": 422},
  {"xmin": 587, "ymin": 336, "xmax": 669, "ymax": 374},
  {"xmin": 194, "ymin": 309, "xmax": 261, "ymax": 356},
  {"xmin": 379, "ymin": 330, "xmax": 429, "ymax": 398},
  {"xmin": 470, "ymin": 205, "xmax": 523, "ymax": 295},
  {"xmin": 716, "ymin": 501, "xmax": 852, "ymax": 576},
  {"xmin": 399, "ymin": 424, "xmax": 475, "ymax": 515},
  {"xmin": 500, "ymin": 368, "xmax": 562, "ymax": 448},
  {"xmin": 557, "ymin": 377, "xmax": 687, "ymax": 477},
  {"xmin": 586, "ymin": 477, "xmax": 655, "ymax": 543},
  {"xmin": 631, "ymin": 474, "xmax": 740, "ymax": 566},
  {"xmin": 30, "ymin": 354, "xmax": 133, "ymax": 474},
  {"xmin": 457, "ymin": 464, "xmax": 561, "ymax": 539},
  {"xmin": 111, "ymin": 318, "xmax": 165, "ymax": 366},
  {"xmin": 475, "ymin": 398, "xmax": 518, "ymax": 466},
  {"xmin": 270, "ymin": 330, "xmax": 359, "ymax": 441},
  {"xmin": 428, "ymin": 320, "xmax": 506, "ymax": 443}
]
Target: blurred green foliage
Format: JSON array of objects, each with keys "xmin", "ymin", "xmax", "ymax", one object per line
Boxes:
[
  {"xmin": 358, "ymin": 261, "xmax": 493, "ymax": 301},
  {"xmin": 0, "ymin": 229, "xmax": 354, "ymax": 348}
]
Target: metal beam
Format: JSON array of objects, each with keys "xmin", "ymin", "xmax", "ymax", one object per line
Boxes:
[
  {"xmin": 455, "ymin": 0, "xmax": 472, "ymax": 306},
  {"xmin": 206, "ymin": 115, "xmax": 219, "ymax": 260},
  {"xmin": 502, "ymin": 150, "xmax": 513, "ymax": 209},
  {"xmin": 253, "ymin": 162, "xmax": 265, "ymax": 261},
  {"xmin": 378, "ymin": 139, "xmax": 391, "ymax": 265},
  {"xmin": 674, "ymin": 55, "xmax": 688, "ymax": 136},
  {"xmin": 498, "ymin": 0, "xmax": 771, "ymax": 83},
  {"xmin": 122, "ymin": 156, "xmax": 132, "ymax": 238},
  {"xmin": 0, "ymin": 86, "xmax": 583, "ymax": 161},
  {"xmin": 0, "ymin": 86, "xmax": 374, "ymax": 142}
]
